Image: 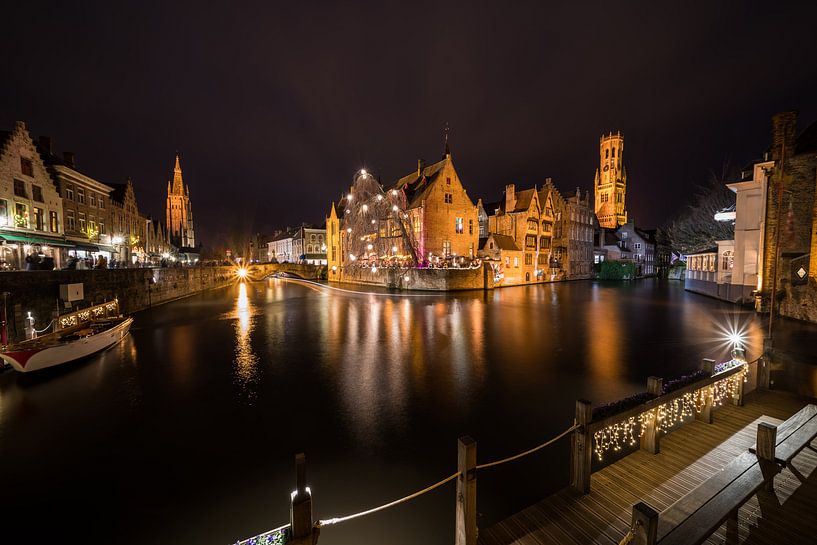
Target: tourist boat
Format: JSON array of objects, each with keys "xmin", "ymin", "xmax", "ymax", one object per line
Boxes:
[{"xmin": 0, "ymin": 301, "xmax": 133, "ymax": 373}]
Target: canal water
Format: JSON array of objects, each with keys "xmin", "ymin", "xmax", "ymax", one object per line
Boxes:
[{"xmin": 0, "ymin": 279, "xmax": 773, "ymax": 544}]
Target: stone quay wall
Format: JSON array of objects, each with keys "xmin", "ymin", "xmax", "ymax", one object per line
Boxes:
[
  {"xmin": 0, "ymin": 263, "xmax": 320, "ymax": 343},
  {"xmin": 333, "ymin": 264, "xmax": 494, "ymax": 291}
]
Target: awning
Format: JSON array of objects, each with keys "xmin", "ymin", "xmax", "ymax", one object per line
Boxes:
[
  {"xmin": 0, "ymin": 233, "xmax": 73, "ymax": 247},
  {"xmin": 71, "ymin": 243, "xmax": 100, "ymax": 252}
]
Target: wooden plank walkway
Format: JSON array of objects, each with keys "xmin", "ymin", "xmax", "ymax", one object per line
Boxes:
[{"xmin": 480, "ymin": 390, "xmax": 817, "ymax": 545}]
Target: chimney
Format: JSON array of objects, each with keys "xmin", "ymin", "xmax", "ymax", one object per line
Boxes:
[
  {"xmin": 505, "ymin": 184, "xmax": 516, "ymax": 211},
  {"xmin": 771, "ymin": 111, "xmax": 797, "ymax": 162},
  {"xmin": 417, "ymin": 159, "xmax": 424, "ymax": 177},
  {"xmin": 38, "ymin": 136, "xmax": 52, "ymax": 155},
  {"xmin": 63, "ymin": 151, "xmax": 76, "ymax": 169}
]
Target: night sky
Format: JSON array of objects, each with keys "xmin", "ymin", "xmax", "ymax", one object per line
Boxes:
[{"xmin": 4, "ymin": 1, "xmax": 816, "ymax": 248}]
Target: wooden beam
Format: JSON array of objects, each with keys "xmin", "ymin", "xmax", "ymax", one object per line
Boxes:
[
  {"xmin": 571, "ymin": 399, "xmax": 592, "ymax": 494},
  {"xmin": 456, "ymin": 436, "xmax": 477, "ymax": 545}
]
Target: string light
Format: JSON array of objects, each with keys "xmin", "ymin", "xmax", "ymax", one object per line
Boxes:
[{"xmin": 592, "ymin": 364, "xmax": 748, "ymax": 461}]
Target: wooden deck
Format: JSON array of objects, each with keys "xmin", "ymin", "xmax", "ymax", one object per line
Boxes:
[{"xmin": 480, "ymin": 390, "xmax": 817, "ymax": 545}]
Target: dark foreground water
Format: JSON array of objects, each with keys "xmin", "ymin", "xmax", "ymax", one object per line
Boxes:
[{"xmin": 0, "ymin": 279, "xmax": 793, "ymax": 544}]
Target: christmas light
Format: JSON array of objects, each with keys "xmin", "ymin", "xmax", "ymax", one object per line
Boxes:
[{"xmin": 592, "ymin": 364, "xmax": 748, "ymax": 461}]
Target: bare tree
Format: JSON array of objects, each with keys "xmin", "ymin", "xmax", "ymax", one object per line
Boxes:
[{"xmin": 666, "ymin": 162, "xmax": 736, "ymax": 254}]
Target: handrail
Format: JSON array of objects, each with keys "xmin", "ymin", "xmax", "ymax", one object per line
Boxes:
[{"xmin": 588, "ymin": 358, "xmax": 755, "ymax": 433}]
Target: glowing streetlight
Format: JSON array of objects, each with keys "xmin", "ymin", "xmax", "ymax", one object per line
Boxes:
[{"xmin": 236, "ymin": 267, "xmax": 248, "ymax": 280}]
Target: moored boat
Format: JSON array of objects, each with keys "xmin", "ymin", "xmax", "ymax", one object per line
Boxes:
[{"xmin": 0, "ymin": 301, "xmax": 133, "ymax": 373}]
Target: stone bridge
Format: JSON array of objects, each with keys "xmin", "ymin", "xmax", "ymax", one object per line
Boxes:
[{"xmin": 245, "ymin": 262, "xmax": 322, "ymax": 281}]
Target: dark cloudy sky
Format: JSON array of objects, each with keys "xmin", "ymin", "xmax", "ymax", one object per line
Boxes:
[{"xmin": 3, "ymin": 0, "xmax": 816, "ymax": 246}]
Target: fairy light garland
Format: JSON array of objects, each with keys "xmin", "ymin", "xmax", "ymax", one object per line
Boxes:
[{"xmin": 592, "ymin": 363, "xmax": 748, "ymax": 461}]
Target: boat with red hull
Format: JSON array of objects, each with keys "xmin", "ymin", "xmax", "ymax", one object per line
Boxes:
[{"xmin": 0, "ymin": 301, "xmax": 133, "ymax": 373}]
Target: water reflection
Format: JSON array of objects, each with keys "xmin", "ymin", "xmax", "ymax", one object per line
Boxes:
[{"xmin": 233, "ymin": 282, "xmax": 259, "ymax": 399}]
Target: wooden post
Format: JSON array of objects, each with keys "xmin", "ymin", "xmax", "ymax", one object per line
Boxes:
[
  {"xmin": 631, "ymin": 502, "xmax": 659, "ymax": 545},
  {"xmin": 757, "ymin": 422, "xmax": 778, "ymax": 492},
  {"xmin": 290, "ymin": 453, "xmax": 314, "ymax": 545},
  {"xmin": 455, "ymin": 436, "xmax": 477, "ymax": 545},
  {"xmin": 646, "ymin": 377, "xmax": 663, "ymax": 396},
  {"xmin": 570, "ymin": 399, "xmax": 592, "ymax": 494},
  {"xmin": 758, "ymin": 355, "xmax": 771, "ymax": 390},
  {"xmin": 640, "ymin": 408, "xmax": 660, "ymax": 454},
  {"xmin": 733, "ymin": 372, "xmax": 745, "ymax": 407},
  {"xmin": 696, "ymin": 359, "xmax": 716, "ymax": 424}
]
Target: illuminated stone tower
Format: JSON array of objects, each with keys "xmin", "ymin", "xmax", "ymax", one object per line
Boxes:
[
  {"xmin": 594, "ymin": 132, "xmax": 628, "ymax": 228},
  {"xmin": 166, "ymin": 153, "xmax": 196, "ymax": 249}
]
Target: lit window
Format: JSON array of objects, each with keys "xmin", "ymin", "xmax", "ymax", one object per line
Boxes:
[{"xmin": 455, "ymin": 217, "xmax": 463, "ymax": 234}]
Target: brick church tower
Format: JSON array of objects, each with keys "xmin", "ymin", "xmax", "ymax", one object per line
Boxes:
[
  {"xmin": 594, "ymin": 132, "xmax": 628, "ymax": 228},
  {"xmin": 166, "ymin": 153, "xmax": 196, "ymax": 249}
]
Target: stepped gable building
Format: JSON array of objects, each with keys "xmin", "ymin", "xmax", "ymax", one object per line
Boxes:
[
  {"xmin": 392, "ymin": 145, "xmax": 479, "ymax": 262},
  {"xmin": 166, "ymin": 153, "xmax": 196, "ymax": 250},
  {"xmin": 36, "ymin": 137, "xmax": 116, "ymax": 261},
  {"xmin": 109, "ymin": 178, "xmax": 148, "ymax": 265},
  {"xmin": 0, "ymin": 121, "xmax": 66, "ymax": 269},
  {"xmin": 594, "ymin": 131, "xmax": 628, "ymax": 229}
]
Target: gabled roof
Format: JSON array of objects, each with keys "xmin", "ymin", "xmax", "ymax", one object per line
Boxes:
[
  {"xmin": 511, "ymin": 188, "xmax": 536, "ymax": 213},
  {"xmin": 393, "ymin": 157, "xmax": 448, "ymax": 209},
  {"xmin": 486, "ymin": 233, "xmax": 521, "ymax": 251}
]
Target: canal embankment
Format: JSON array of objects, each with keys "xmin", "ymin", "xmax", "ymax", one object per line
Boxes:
[{"xmin": 0, "ymin": 263, "xmax": 319, "ymax": 343}]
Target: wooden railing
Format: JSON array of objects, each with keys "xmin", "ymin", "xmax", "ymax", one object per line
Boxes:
[
  {"xmin": 56, "ymin": 299, "xmax": 120, "ymax": 331},
  {"xmin": 570, "ymin": 355, "xmax": 759, "ymax": 494}
]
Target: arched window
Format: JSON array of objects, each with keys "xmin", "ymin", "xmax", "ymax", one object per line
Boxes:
[
  {"xmin": 605, "ymin": 148, "xmax": 609, "ymax": 159},
  {"xmin": 310, "ymin": 234, "xmax": 316, "ymax": 242}
]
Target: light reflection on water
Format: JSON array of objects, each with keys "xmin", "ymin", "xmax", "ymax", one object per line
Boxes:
[{"xmin": 232, "ymin": 282, "xmax": 259, "ymax": 399}]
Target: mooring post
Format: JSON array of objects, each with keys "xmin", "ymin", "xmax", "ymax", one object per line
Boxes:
[
  {"xmin": 455, "ymin": 436, "xmax": 477, "ymax": 545},
  {"xmin": 696, "ymin": 359, "xmax": 716, "ymax": 424},
  {"xmin": 290, "ymin": 453, "xmax": 315, "ymax": 545},
  {"xmin": 646, "ymin": 377, "xmax": 663, "ymax": 397},
  {"xmin": 570, "ymin": 399, "xmax": 592, "ymax": 494},
  {"xmin": 631, "ymin": 502, "xmax": 659, "ymax": 545},
  {"xmin": 758, "ymin": 355, "xmax": 771, "ymax": 390},
  {"xmin": 757, "ymin": 422, "xmax": 778, "ymax": 492}
]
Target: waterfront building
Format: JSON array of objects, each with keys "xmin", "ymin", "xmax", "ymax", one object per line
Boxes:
[
  {"xmin": 290, "ymin": 225, "xmax": 327, "ymax": 265},
  {"xmin": 485, "ymin": 183, "xmax": 545, "ymax": 283},
  {"xmin": 0, "ymin": 121, "xmax": 66, "ymax": 269},
  {"xmin": 594, "ymin": 131, "xmax": 628, "ymax": 229},
  {"xmin": 109, "ymin": 179, "xmax": 148, "ymax": 266},
  {"xmin": 392, "ymin": 149, "xmax": 479, "ymax": 263},
  {"xmin": 479, "ymin": 232, "xmax": 523, "ymax": 284},
  {"xmin": 325, "ymin": 144, "xmax": 480, "ymax": 283},
  {"xmin": 756, "ymin": 112, "xmax": 817, "ymax": 322},
  {"xmin": 565, "ymin": 188, "xmax": 595, "ymax": 278},
  {"xmin": 145, "ymin": 219, "xmax": 176, "ymax": 264},
  {"xmin": 37, "ymin": 138, "xmax": 117, "ymax": 263},
  {"xmin": 166, "ymin": 153, "xmax": 196, "ymax": 250},
  {"xmin": 268, "ymin": 229, "xmax": 296, "ymax": 263}
]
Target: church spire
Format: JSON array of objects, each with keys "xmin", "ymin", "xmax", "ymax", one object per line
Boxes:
[{"xmin": 171, "ymin": 152, "xmax": 184, "ymax": 194}]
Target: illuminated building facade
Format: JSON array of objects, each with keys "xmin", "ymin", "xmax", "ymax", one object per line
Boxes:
[
  {"xmin": 166, "ymin": 153, "xmax": 196, "ymax": 250},
  {"xmin": 594, "ymin": 132, "xmax": 628, "ymax": 229},
  {"xmin": 0, "ymin": 121, "xmax": 65, "ymax": 269}
]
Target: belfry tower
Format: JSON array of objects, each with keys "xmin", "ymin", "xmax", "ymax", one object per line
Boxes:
[
  {"xmin": 594, "ymin": 132, "xmax": 628, "ymax": 228},
  {"xmin": 166, "ymin": 153, "xmax": 196, "ymax": 249}
]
